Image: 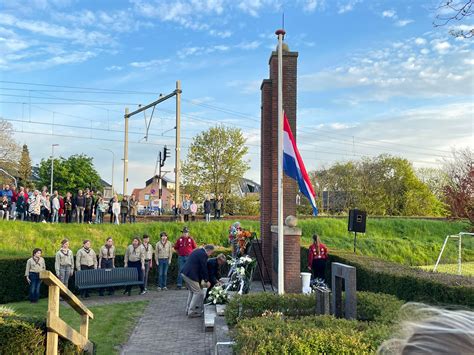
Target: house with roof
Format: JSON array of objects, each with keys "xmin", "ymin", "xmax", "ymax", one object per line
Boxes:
[{"xmin": 131, "ymin": 175, "xmax": 175, "ymax": 211}]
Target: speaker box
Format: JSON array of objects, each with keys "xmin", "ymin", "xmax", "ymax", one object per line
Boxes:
[{"xmin": 348, "ymin": 209, "xmax": 367, "ymax": 233}]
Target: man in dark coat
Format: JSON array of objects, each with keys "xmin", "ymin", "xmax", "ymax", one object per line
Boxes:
[
  {"xmin": 206, "ymin": 254, "xmax": 227, "ymax": 299},
  {"xmin": 181, "ymin": 245, "xmax": 215, "ymax": 317}
]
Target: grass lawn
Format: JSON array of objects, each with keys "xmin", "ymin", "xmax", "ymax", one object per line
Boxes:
[
  {"xmin": 6, "ymin": 299, "xmax": 148, "ymax": 354},
  {"xmin": 419, "ymin": 261, "xmax": 474, "ymax": 277},
  {"xmin": 0, "ymin": 218, "xmax": 470, "ymax": 266}
]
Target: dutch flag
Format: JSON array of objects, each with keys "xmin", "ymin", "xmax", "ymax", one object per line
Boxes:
[{"xmin": 283, "ymin": 112, "xmax": 318, "ymax": 216}]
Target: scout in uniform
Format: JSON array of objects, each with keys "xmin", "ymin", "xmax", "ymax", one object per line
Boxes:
[
  {"xmin": 141, "ymin": 235, "xmax": 154, "ymax": 292},
  {"xmin": 98, "ymin": 237, "xmax": 116, "ymax": 296},
  {"xmin": 55, "ymin": 239, "xmax": 74, "ymax": 288},
  {"xmin": 76, "ymin": 239, "xmax": 98, "ymax": 298},
  {"xmin": 124, "ymin": 237, "xmax": 145, "ymax": 296},
  {"xmin": 25, "ymin": 248, "xmax": 46, "ymax": 303},
  {"xmin": 173, "ymin": 226, "xmax": 197, "ymax": 289},
  {"xmin": 155, "ymin": 231, "xmax": 173, "ymax": 290}
]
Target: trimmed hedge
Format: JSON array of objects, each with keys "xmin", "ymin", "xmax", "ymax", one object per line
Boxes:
[
  {"xmin": 225, "ymin": 291, "xmax": 403, "ymax": 326},
  {"xmin": 0, "ymin": 250, "xmax": 230, "ymax": 304},
  {"xmin": 0, "ymin": 314, "xmax": 82, "ymax": 354},
  {"xmin": 301, "ymin": 248, "xmax": 474, "ymax": 307},
  {"xmin": 233, "ymin": 315, "xmax": 392, "ymax": 354}
]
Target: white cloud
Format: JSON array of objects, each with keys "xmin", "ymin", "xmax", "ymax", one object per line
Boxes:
[
  {"xmin": 338, "ymin": 0, "xmax": 361, "ymax": 14},
  {"xmin": 209, "ymin": 29, "xmax": 232, "ymax": 38},
  {"xmin": 236, "ymin": 40, "xmax": 261, "ymax": 50},
  {"xmin": 414, "ymin": 37, "xmax": 427, "ymax": 45},
  {"xmin": 382, "ymin": 10, "xmax": 396, "ymax": 18},
  {"xmin": 432, "ymin": 40, "xmax": 451, "ymax": 54},
  {"xmin": 129, "ymin": 58, "xmax": 170, "ymax": 69},
  {"xmin": 226, "ymin": 79, "xmax": 261, "ymax": 94},
  {"xmin": 395, "ymin": 19, "xmax": 414, "ymax": 27},
  {"xmin": 302, "ymin": 0, "xmax": 325, "ymax": 13},
  {"xmin": 105, "ymin": 65, "xmax": 123, "ymax": 71}
]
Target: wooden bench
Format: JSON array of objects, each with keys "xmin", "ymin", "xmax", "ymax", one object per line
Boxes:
[{"xmin": 75, "ymin": 267, "xmax": 143, "ymax": 290}]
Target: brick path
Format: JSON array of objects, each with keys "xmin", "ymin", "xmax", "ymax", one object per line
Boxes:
[{"xmin": 120, "ymin": 288, "xmax": 213, "ymax": 355}]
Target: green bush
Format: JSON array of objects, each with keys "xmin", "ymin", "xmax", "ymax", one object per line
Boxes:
[
  {"xmin": 311, "ymin": 250, "xmax": 474, "ymax": 307},
  {"xmin": 225, "ymin": 293, "xmax": 316, "ymax": 326},
  {"xmin": 233, "ymin": 315, "xmax": 391, "ymax": 354},
  {"xmin": 0, "ymin": 317, "xmax": 45, "ymax": 354},
  {"xmin": 225, "ymin": 291, "xmax": 404, "ymax": 326}
]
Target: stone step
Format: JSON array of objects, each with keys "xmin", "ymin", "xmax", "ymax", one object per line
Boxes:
[{"xmin": 204, "ymin": 303, "xmax": 216, "ymax": 331}]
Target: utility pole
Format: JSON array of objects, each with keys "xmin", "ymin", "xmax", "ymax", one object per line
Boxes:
[
  {"xmin": 175, "ymin": 80, "xmax": 182, "ymax": 221},
  {"xmin": 50, "ymin": 144, "xmax": 59, "ymax": 193},
  {"xmin": 123, "ymin": 107, "xmax": 129, "ymax": 196}
]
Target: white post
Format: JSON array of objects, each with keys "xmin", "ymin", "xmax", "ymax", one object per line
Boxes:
[
  {"xmin": 458, "ymin": 233, "xmax": 462, "ymax": 275},
  {"xmin": 276, "ymin": 29, "xmax": 285, "ymax": 295},
  {"xmin": 123, "ymin": 108, "xmax": 129, "ymax": 196}
]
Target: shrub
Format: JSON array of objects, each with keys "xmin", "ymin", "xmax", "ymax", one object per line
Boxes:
[
  {"xmin": 300, "ymin": 248, "xmax": 474, "ymax": 307},
  {"xmin": 233, "ymin": 315, "xmax": 391, "ymax": 354},
  {"xmin": 0, "ymin": 317, "xmax": 45, "ymax": 355},
  {"xmin": 225, "ymin": 291, "xmax": 404, "ymax": 326}
]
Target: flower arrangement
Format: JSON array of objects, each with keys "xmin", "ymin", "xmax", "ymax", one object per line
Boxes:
[
  {"xmin": 236, "ymin": 230, "xmax": 256, "ymax": 255},
  {"xmin": 207, "ymin": 285, "xmax": 229, "ymax": 305},
  {"xmin": 225, "ymin": 255, "xmax": 257, "ymax": 294}
]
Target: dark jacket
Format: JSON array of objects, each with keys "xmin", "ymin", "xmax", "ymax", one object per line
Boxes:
[
  {"xmin": 203, "ymin": 200, "xmax": 211, "ymax": 214},
  {"xmin": 207, "ymin": 257, "xmax": 220, "ymax": 285},
  {"xmin": 120, "ymin": 200, "xmax": 129, "ymax": 214},
  {"xmin": 182, "ymin": 248, "xmax": 209, "ymax": 283},
  {"xmin": 75, "ymin": 195, "xmax": 86, "ymax": 208}
]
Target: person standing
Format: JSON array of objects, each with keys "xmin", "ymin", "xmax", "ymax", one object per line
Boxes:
[
  {"xmin": 129, "ymin": 194, "xmax": 138, "ymax": 223},
  {"xmin": 84, "ymin": 189, "xmax": 94, "ymax": 224},
  {"xmin": 182, "ymin": 196, "xmax": 191, "ymax": 222},
  {"xmin": 124, "ymin": 237, "xmax": 146, "ymax": 295},
  {"xmin": 52, "ymin": 191, "xmax": 60, "ymax": 223},
  {"xmin": 29, "ymin": 190, "xmax": 41, "ymax": 222},
  {"xmin": 75, "ymin": 190, "xmax": 86, "ymax": 223},
  {"xmin": 120, "ymin": 195, "xmax": 129, "ymax": 224},
  {"xmin": 1, "ymin": 184, "xmax": 12, "ymax": 220},
  {"xmin": 203, "ymin": 197, "xmax": 211, "ymax": 222},
  {"xmin": 182, "ymin": 245, "xmax": 215, "ymax": 317},
  {"xmin": 10, "ymin": 185, "xmax": 17, "ymax": 221},
  {"xmin": 0, "ymin": 196, "xmax": 10, "ymax": 220},
  {"xmin": 98, "ymin": 237, "xmax": 115, "ymax": 296},
  {"xmin": 141, "ymin": 235, "xmax": 154, "ymax": 292},
  {"xmin": 76, "ymin": 240, "xmax": 98, "ymax": 298},
  {"xmin": 16, "ymin": 187, "xmax": 27, "ymax": 221},
  {"xmin": 214, "ymin": 196, "xmax": 223, "ymax": 220},
  {"xmin": 95, "ymin": 195, "xmax": 106, "ymax": 224},
  {"xmin": 174, "ymin": 227, "xmax": 197, "ymax": 289},
  {"xmin": 308, "ymin": 234, "xmax": 329, "ymax": 282},
  {"xmin": 64, "ymin": 192, "xmax": 73, "ymax": 223},
  {"xmin": 112, "ymin": 196, "xmax": 121, "ymax": 225},
  {"xmin": 55, "ymin": 239, "xmax": 74, "ymax": 288},
  {"xmin": 25, "ymin": 248, "xmax": 46, "ymax": 303},
  {"xmin": 190, "ymin": 201, "xmax": 197, "ymax": 222},
  {"xmin": 206, "ymin": 253, "xmax": 227, "ymax": 299},
  {"xmin": 155, "ymin": 232, "xmax": 173, "ymax": 290}
]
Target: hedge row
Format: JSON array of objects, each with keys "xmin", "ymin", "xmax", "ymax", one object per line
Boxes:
[
  {"xmin": 225, "ymin": 291, "xmax": 403, "ymax": 326},
  {"xmin": 300, "ymin": 248, "xmax": 474, "ymax": 307},
  {"xmin": 0, "ymin": 313, "xmax": 83, "ymax": 354},
  {"xmin": 228, "ymin": 292, "xmax": 402, "ymax": 354}
]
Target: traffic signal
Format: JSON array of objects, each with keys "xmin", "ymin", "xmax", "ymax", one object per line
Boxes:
[{"xmin": 161, "ymin": 145, "xmax": 170, "ymax": 167}]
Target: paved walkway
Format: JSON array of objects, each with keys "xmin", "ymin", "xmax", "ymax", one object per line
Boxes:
[{"xmin": 120, "ymin": 288, "xmax": 213, "ymax": 355}]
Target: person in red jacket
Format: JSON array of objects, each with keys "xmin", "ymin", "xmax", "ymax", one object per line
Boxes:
[
  {"xmin": 174, "ymin": 226, "xmax": 197, "ymax": 289},
  {"xmin": 308, "ymin": 234, "xmax": 328, "ymax": 281}
]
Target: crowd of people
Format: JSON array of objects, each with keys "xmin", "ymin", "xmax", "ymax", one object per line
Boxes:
[
  {"xmin": 0, "ymin": 184, "xmax": 139, "ymax": 224},
  {"xmin": 24, "ymin": 226, "xmax": 226, "ymax": 318},
  {"xmin": 1, "ymin": 184, "xmax": 226, "ymax": 224}
]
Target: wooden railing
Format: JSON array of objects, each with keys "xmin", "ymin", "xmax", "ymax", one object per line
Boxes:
[{"xmin": 40, "ymin": 271, "xmax": 94, "ymax": 354}]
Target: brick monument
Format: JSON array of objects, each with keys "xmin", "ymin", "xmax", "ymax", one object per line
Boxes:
[{"xmin": 260, "ymin": 34, "xmax": 301, "ymax": 293}]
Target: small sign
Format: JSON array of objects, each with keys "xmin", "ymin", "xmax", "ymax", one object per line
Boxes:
[
  {"xmin": 151, "ymin": 189, "xmax": 156, "ymax": 195},
  {"xmin": 144, "ymin": 194, "xmax": 150, "ymax": 201}
]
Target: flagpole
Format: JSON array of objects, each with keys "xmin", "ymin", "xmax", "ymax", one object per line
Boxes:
[{"xmin": 276, "ymin": 28, "xmax": 285, "ymax": 295}]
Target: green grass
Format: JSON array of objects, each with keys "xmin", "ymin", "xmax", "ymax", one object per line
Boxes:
[
  {"xmin": 419, "ymin": 262, "xmax": 474, "ymax": 276},
  {"xmin": 6, "ymin": 299, "xmax": 148, "ymax": 354},
  {"xmin": 0, "ymin": 218, "xmax": 470, "ymax": 266}
]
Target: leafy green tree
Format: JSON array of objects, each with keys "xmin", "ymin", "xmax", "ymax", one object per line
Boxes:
[
  {"xmin": 0, "ymin": 120, "xmax": 20, "ymax": 184},
  {"xmin": 38, "ymin": 154, "xmax": 103, "ymax": 194},
  {"xmin": 18, "ymin": 144, "xmax": 32, "ymax": 187},
  {"xmin": 182, "ymin": 126, "xmax": 249, "ymax": 206}
]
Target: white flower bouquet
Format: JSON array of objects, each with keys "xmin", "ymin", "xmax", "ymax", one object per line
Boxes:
[{"xmin": 207, "ymin": 285, "xmax": 229, "ymax": 305}]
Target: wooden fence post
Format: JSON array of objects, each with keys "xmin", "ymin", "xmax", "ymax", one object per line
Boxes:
[{"xmin": 46, "ymin": 285, "xmax": 60, "ymax": 355}]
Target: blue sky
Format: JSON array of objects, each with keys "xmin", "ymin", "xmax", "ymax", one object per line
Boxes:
[{"xmin": 0, "ymin": 0, "xmax": 472, "ymax": 192}]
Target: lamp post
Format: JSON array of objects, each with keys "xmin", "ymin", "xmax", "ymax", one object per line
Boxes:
[
  {"xmin": 50, "ymin": 144, "xmax": 59, "ymax": 193},
  {"xmin": 101, "ymin": 148, "xmax": 115, "ymax": 195}
]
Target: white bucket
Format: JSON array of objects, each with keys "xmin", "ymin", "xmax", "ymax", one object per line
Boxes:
[{"xmin": 300, "ymin": 272, "xmax": 312, "ymax": 294}]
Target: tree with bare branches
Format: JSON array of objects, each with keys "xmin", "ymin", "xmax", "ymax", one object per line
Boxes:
[
  {"xmin": 0, "ymin": 119, "xmax": 21, "ymax": 184},
  {"xmin": 434, "ymin": 0, "xmax": 473, "ymax": 38}
]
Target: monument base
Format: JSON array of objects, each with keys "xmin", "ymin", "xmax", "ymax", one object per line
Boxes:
[{"xmin": 271, "ymin": 225, "xmax": 302, "ymax": 293}]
